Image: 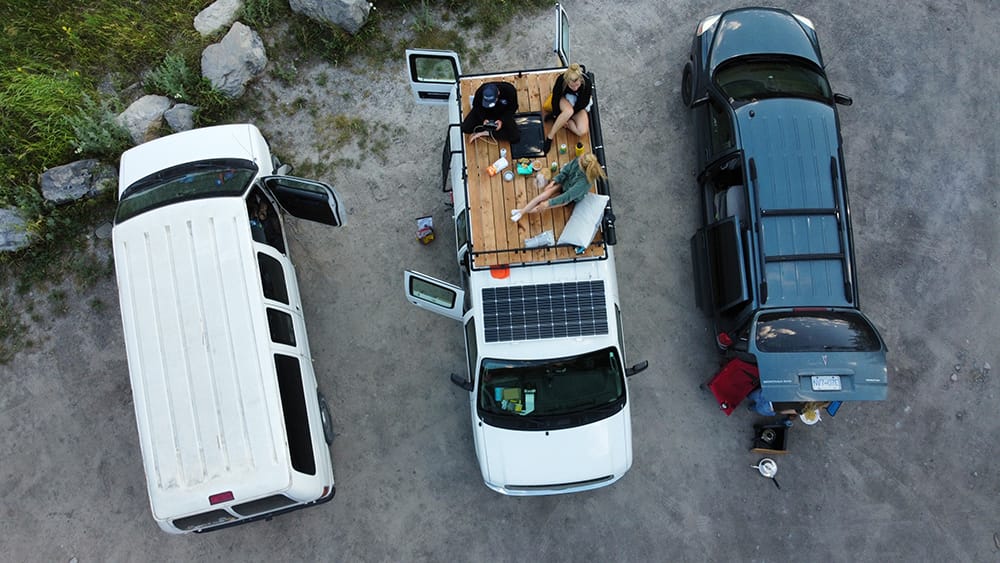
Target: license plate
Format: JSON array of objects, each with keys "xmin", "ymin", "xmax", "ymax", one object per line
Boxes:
[{"xmin": 811, "ymin": 375, "xmax": 842, "ymax": 391}]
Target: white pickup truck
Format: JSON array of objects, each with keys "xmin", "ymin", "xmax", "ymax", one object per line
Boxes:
[{"xmin": 404, "ymin": 4, "xmax": 647, "ymax": 495}]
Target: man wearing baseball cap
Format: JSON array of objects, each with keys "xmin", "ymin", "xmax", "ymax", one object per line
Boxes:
[{"xmin": 461, "ymin": 81, "xmax": 520, "ymax": 143}]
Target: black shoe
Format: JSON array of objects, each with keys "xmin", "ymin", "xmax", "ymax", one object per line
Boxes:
[{"xmin": 543, "ymin": 138, "xmax": 552, "ymax": 154}]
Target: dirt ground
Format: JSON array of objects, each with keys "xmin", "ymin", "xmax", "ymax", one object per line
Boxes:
[{"xmin": 1, "ymin": 0, "xmax": 998, "ymax": 561}]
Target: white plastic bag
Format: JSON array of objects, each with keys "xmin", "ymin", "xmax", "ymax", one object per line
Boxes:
[{"xmin": 524, "ymin": 230, "xmax": 555, "ymax": 248}]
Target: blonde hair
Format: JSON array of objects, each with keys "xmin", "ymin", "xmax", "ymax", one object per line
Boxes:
[
  {"xmin": 562, "ymin": 63, "xmax": 584, "ymax": 91},
  {"xmin": 581, "ymin": 153, "xmax": 606, "ymax": 184}
]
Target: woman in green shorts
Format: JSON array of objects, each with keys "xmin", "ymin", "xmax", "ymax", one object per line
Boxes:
[{"xmin": 511, "ymin": 152, "xmax": 605, "ymax": 222}]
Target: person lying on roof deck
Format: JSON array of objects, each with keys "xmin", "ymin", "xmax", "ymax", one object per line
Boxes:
[
  {"xmin": 542, "ymin": 63, "xmax": 592, "ymax": 154},
  {"xmin": 461, "ymin": 82, "xmax": 521, "ymax": 143},
  {"xmin": 511, "ymin": 152, "xmax": 604, "ymax": 222}
]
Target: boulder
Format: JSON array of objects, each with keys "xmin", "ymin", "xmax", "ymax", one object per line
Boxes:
[
  {"xmin": 194, "ymin": 0, "xmax": 244, "ymax": 37},
  {"xmin": 201, "ymin": 22, "xmax": 267, "ymax": 98},
  {"xmin": 116, "ymin": 94, "xmax": 173, "ymax": 144},
  {"xmin": 289, "ymin": 0, "xmax": 373, "ymax": 34},
  {"xmin": 0, "ymin": 207, "xmax": 31, "ymax": 252},
  {"xmin": 164, "ymin": 103, "xmax": 199, "ymax": 132},
  {"xmin": 39, "ymin": 160, "xmax": 118, "ymax": 205}
]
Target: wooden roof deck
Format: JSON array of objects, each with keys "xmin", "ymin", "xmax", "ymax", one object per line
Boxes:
[{"xmin": 460, "ymin": 71, "xmax": 605, "ymax": 269}]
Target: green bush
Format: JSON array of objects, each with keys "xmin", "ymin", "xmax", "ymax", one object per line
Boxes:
[
  {"xmin": 145, "ymin": 53, "xmax": 201, "ymax": 102},
  {"xmin": 66, "ymin": 95, "xmax": 132, "ymax": 159}
]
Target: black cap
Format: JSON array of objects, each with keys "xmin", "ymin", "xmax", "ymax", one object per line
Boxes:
[{"xmin": 482, "ymin": 84, "xmax": 498, "ymax": 108}]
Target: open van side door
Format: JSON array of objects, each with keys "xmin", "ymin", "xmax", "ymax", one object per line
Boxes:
[
  {"xmin": 554, "ymin": 3, "xmax": 570, "ymax": 67},
  {"xmin": 405, "ymin": 49, "xmax": 462, "ymax": 105},
  {"xmin": 404, "ymin": 271, "xmax": 464, "ymax": 321},
  {"xmin": 262, "ymin": 176, "xmax": 345, "ymax": 226}
]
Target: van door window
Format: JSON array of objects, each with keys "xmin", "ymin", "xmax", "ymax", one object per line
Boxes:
[
  {"xmin": 273, "ymin": 354, "xmax": 316, "ymax": 475},
  {"xmin": 266, "ymin": 308, "xmax": 296, "ymax": 346},
  {"xmin": 247, "ymin": 187, "xmax": 285, "ymax": 253},
  {"xmin": 257, "ymin": 253, "xmax": 289, "ymax": 304},
  {"xmin": 707, "ymin": 100, "xmax": 735, "ymax": 158},
  {"xmin": 464, "ymin": 318, "xmax": 478, "ymax": 380}
]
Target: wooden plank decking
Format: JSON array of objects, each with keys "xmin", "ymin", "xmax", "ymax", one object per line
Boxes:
[{"xmin": 460, "ymin": 71, "xmax": 605, "ymax": 268}]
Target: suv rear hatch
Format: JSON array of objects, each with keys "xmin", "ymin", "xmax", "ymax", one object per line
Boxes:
[{"xmin": 751, "ymin": 309, "xmax": 887, "ymax": 402}]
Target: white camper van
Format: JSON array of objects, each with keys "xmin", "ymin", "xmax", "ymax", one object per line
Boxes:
[
  {"xmin": 113, "ymin": 124, "xmax": 343, "ymax": 533},
  {"xmin": 404, "ymin": 4, "xmax": 647, "ymax": 495}
]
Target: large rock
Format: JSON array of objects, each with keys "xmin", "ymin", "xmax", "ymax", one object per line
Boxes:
[
  {"xmin": 201, "ymin": 22, "xmax": 267, "ymax": 98},
  {"xmin": 289, "ymin": 0, "xmax": 372, "ymax": 34},
  {"xmin": 164, "ymin": 103, "xmax": 199, "ymax": 133},
  {"xmin": 194, "ymin": 0, "xmax": 244, "ymax": 37},
  {"xmin": 0, "ymin": 207, "xmax": 30, "ymax": 252},
  {"xmin": 116, "ymin": 95, "xmax": 173, "ymax": 144},
  {"xmin": 39, "ymin": 159, "xmax": 118, "ymax": 205}
]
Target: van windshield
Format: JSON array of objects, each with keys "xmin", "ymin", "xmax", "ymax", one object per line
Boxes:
[
  {"xmin": 116, "ymin": 158, "xmax": 257, "ymax": 223},
  {"xmin": 756, "ymin": 310, "xmax": 882, "ymax": 353},
  {"xmin": 477, "ymin": 347, "xmax": 625, "ymax": 430}
]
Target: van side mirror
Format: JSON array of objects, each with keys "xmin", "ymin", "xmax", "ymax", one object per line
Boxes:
[
  {"xmin": 450, "ymin": 373, "xmax": 473, "ymax": 391},
  {"xmin": 833, "ymin": 93, "xmax": 853, "ymax": 106},
  {"xmin": 625, "ymin": 360, "xmax": 649, "ymax": 377}
]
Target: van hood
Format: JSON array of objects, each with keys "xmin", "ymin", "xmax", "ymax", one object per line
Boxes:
[
  {"xmin": 477, "ymin": 411, "xmax": 631, "ymax": 491},
  {"xmin": 757, "ymin": 350, "xmax": 888, "ymax": 402}
]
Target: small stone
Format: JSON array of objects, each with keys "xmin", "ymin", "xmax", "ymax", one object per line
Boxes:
[
  {"xmin": 95, "ymin": 222, "xmax": 113, "ymax": 240},
  {"xmin": 955, "ymin": 411, "xmax": 964, "ymax": 420},
  {"xmin": 984, "ymin": 362, "xmax": 991, "ymax": 372},
  {"xmin": 954, "ymin": 363, "xmax": 962, "ymax": 372},
  {"xmin": 950, "ymin": 373, "xmax": 958, "ymax": 382}
]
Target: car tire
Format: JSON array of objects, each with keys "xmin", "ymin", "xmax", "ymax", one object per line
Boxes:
[
  {"xmin": 318, "ymin": 391, "xmax": 334, "ymax": 445},
  {"xmin": 681, "ymin": 62, "xmax": 693, "ymax": 107}
]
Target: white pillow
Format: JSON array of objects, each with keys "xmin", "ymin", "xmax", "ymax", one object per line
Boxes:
[{"xmin": 557, "ymin": 193, "xmax": 609, "ymax": 248}]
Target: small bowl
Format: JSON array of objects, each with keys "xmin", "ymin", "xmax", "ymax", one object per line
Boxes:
[
  {"xmin": 532, "ymin": 160, "xmax": 543, "ymax": 171},
  {"xmin": 503, "ymin": 170, "xmax": 514, "ymax": 182}
]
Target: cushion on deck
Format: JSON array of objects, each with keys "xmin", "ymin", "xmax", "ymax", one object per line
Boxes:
[{"xmin": 557, "ymin": 193, "xmax": 609, "ymax": 248}]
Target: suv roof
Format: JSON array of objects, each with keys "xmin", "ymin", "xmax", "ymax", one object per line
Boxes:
[{"xmin": 737, "ymin": 98, "xmax": 856, "ymax": 309}]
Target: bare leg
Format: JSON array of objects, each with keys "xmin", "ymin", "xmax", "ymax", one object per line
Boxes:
[
  {"xmin": 546, "ymin": 98, "xmax": 577, "ymax": 143},
  {"xmin": 564, "ymin": 109, "xmax": 590, "ymax": 137},
  {"xmin": 512, "ymin": 184, "xmax": 562, "ymax": 221}
]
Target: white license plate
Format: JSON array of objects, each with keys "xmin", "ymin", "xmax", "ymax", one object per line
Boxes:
[{"xmin": 811, "ymin": 375, "xmax": 842, "ymax": 391}]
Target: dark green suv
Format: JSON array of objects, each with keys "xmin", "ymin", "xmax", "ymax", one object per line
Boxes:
[{"xmin": 683, "ymin": 7, "xmax": 887, "ymax": 403}]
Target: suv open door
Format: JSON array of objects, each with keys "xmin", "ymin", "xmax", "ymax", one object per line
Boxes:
[
  {"xmin": 262, "ymin": 176, "xmax": 345, "ymax": 226},
  {"xmin": 405, "ymin": 49, "xmax": 461, "ymax": 105}
]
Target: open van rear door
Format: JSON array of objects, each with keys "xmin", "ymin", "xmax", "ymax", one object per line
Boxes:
[
  {"xmin": 262, "ymin": 176, "xmax": 344, "ymax": 226},
  {"xmin": 554, "ymin": 3, "xmax": 570, "ymax": 67},
  {"xmin": 405, "ymin": 49, "xmax": 461, "ymax": 105},
  {"xmin": 404, "ymin": 271, "xmax": 464, "ymax": 321}
]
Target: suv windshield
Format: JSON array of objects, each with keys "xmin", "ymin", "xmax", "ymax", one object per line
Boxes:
[
  {"xmin": 756, "ymin": 310, "xmax": 881, "ymax": 353},
  {"xmin": 715, "ymin": 57, "xmax": 832, "ymax": 104},
  {"xmin": 477, "ymin": 347, "xmax": 625, "ymax": 430},
  {"xmin": 116, "ymin": 158, "xmax": 257, "ymax": 223}
]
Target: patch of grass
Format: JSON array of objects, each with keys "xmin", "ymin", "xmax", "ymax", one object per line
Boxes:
[
  {"xmin": 241, "ymin": 0, "xmax": 279, "ymax": 29},
  {"xmin": 0, "ymin": 298, "xmax": 28, "ymax": 365},
  {"xmin": 272, "ymin": 62, "xmax": 299, "ymax": 84}
]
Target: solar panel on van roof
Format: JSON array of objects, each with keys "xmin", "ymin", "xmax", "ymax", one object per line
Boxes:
[{"xmin": 482, "ymin": 281, "xmax": 608, "ymax": 343}]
